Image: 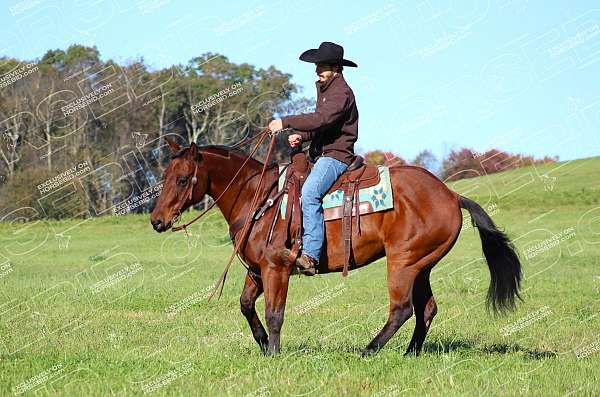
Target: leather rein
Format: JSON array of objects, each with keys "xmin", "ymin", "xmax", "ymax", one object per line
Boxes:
[
  {"xmin": 171, "ymin": 127, "xmax": 271, "ymax": 233},
  {"xmin": 169, "ymin": 127, "xmax": 281, "ymax": 299}
]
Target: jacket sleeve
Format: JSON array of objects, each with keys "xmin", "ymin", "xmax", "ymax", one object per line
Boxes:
[
  {"xmin": 281, "ymin": 91, "xmax": 350, "ymax": 141},
  {"xmin": 297, "ymin": 130, "xmax": 315, "ymax": 141}
]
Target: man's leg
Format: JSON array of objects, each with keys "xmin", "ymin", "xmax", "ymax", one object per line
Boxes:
[{"xmin": 301, "ymin": 156, "xmax": 348, "ymax": 263}]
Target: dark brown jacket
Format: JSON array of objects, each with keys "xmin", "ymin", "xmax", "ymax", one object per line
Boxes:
[{"xmin": 281, "ymin": 73, "xmax": 358, "ymax": 165}]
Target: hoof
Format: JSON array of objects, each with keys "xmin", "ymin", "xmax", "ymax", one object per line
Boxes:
[
  {"xmin": 265, "ymin": 348, "xmax": 280, "ymax": 356},
  {"xmin": 404, "ymin": 343, "xmax": 421, "ymax": 357},
  {"xmin": 361, "ymin": 348, "xmax": 376, "ymax": 358}
]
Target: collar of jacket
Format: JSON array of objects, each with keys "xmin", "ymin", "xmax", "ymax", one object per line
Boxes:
[{"xmin": 316, "ymin": 73, "xmax": 342, "ymax": 93}]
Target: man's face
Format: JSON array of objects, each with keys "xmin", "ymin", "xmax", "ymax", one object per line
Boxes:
[{"xmin": 316, "ymin": 63, "xmax": 338, "ymax": 81}]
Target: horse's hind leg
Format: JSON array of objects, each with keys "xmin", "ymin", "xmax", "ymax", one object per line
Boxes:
[
  {"xmin": 405, "ymin": 269, "xmax": 437, "ymax": 356},
  {"xmin": 240, "ymin": 272, "xmax": 268, "ymax": 353},
  {"xmin": 362, "ymin": 262, "xmax": 418, "ymax": 356}
]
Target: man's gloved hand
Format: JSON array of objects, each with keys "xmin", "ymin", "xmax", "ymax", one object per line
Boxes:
[
  {"xmin": 268, "ymin": 119, "xmax": 302, "ymax": 147},
  {"xmin": 288, "ymin": 134, "xmax": 302, "ymax": 148},
  {"xmin": 268, "ymin": 119, "xmax": 283, "ymax": 133}
]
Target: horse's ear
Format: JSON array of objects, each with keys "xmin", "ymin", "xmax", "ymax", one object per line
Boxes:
[
  {"xmin": 189, "ymin": 142, "xmax": 203, "ymax": 161},
  {"xmin": 165, "ymin": 137, "xmax": 181, "ymax": 152}
]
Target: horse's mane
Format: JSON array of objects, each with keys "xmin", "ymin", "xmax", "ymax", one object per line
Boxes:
[{"xmin": 173, "ymin": 144, "xmax": 278, "ymax": 168}]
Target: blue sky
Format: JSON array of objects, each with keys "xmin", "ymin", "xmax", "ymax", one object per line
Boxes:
[{"xmin": 1, "ymin": 0, "xmax": 599, "ymax": 162}]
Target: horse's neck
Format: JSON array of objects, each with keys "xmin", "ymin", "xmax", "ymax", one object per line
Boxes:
[{"xmin": 205, "ymin": 150, "xmax": 274, "ymax": 226}]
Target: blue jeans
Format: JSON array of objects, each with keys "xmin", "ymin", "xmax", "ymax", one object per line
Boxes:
[{"xmin": 301, "ymin": 156, "xmax": 348, "ymax": 262}]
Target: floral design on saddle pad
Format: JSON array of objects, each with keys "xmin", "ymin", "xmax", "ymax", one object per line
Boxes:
[{"xmin": 278, "ymin": 165, "xmax": 394, "ymax": 220}]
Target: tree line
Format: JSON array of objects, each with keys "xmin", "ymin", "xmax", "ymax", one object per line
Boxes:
[
  {"xmin": 0, "ymin": 44, "xmax": 557, "ymax": 220},
  {"xmin": 363, "ymin": 148, "xmax": 557, "ymax": 181},
  {"xmin": 0, "ymin": 44, "xmax": 310, "ymax": 219}
]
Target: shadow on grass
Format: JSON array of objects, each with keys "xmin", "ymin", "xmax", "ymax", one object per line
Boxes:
[
  {"xmin": 422, "ymin": 337, "xmax": 558, "ymax": 359},
  {"xmin": 282, "ymin": 337, "xmax": 557, "ymax": 360}
]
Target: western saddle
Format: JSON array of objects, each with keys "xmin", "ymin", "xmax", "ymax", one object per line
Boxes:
[{"xmin": 274, "ymin": 150, "xmax": 381, "ymax": 276}]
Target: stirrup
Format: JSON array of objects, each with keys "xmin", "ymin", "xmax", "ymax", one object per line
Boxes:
[
  {"xmin": 296, "ymin": 254, "xmax": 318, "ymax": 276},
  {"xmin": 278, "ymin": 249, "xmax": 318, "ymax": 276},
  {"xmin": 298, "ymin": 266, "xmax": 317, "ymax": 276}
]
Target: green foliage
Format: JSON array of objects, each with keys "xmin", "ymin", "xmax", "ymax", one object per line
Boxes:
[
  {"xmin": 0, "ymin": 56, "xmax": 23, "ymax": 75},
  {"xmin": 0, "ymin": 44, "xmax": 308, "ymax": 217},
  {"xmin": 0, "ymin": 166, "xmax": 87, "ymax": 219}
]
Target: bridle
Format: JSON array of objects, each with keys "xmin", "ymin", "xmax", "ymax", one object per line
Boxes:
[
  {"xmin": 170, "ymin": 162, "xmax": 199, "ymax": 227},
  {"xmin": 166, "ymin": 126, "xmax": 283, "ymax": 299},
  {"xmin": 170, "ymin": 127, "xmax": 272, "ymax": 233}
]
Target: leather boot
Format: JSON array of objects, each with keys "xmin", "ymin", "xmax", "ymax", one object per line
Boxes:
[{"xmin": 278, "ymin": 249, "xmax": 318, "ymax": 276}]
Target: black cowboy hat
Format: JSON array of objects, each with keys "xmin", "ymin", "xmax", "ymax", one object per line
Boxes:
[{"xmin": 299, "ymin": 41, "xmax": 358, "ymax": 67}]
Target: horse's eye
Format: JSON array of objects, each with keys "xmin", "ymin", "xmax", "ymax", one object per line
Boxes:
[{"xmin": 177, "ymin": 176, "xmax": 188, "ymax": 186}]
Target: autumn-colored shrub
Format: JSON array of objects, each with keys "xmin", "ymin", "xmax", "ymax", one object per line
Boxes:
[
  {"xmin": 364, "ymin": 150, "xmax": 406, "ymax": 166},
  {"xmin": 441, "ymin": 147, "xmax": 558, "ymax": 181}
]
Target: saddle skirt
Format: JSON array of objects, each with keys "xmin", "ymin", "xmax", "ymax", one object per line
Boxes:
[{"xmin": 277, "ymin": 163, "xmax": 394, "ymax": 221}]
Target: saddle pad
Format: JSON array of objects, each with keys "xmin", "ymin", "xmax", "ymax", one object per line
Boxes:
[{"xmin": 278, "ymin": 165, "xmax": 394, "ymax": 221}]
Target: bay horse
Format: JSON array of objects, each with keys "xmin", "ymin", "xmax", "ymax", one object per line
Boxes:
[{"xmin": 150, "ymin": 137, "xmax": 522, "ymax": 356}]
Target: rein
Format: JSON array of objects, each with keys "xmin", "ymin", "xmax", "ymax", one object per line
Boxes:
[
  {"xmin": 171, "ymin": 127, "xmax": 271, "ymax": 233},
  {"xmin": 170, "ymin": 126, "xmax": 281, "ymax": 300}
]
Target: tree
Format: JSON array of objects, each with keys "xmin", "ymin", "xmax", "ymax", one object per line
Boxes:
[
  {"xmin": 0, "ymin": 44, "xmax": 312, "ymax": 218},
  {"xmin": 441, "ymin": 147, "xmax": 558, "ymax": 181},
  {"xmin": 0, "ymin": 166, "xmax": 87, "ymax": 219},
  {"xmin": 412, "ymin": 149, "xmax": 439, "ymax": 175},
  {"xmin": 364, "ymin": 150, "xmax": 406, "ymax": 166}
]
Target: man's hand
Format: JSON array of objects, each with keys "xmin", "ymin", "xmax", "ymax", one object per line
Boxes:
[
  {"xmin": 268, "ymin": 119, "xmax": 283, "ymax": 133},
  {"xmin": 288, "ymin": 133, "xmax": 302, "ymax": 148}
]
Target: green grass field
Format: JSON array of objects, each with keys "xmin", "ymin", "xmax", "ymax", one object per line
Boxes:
[{"xmin": 1, "ymin": 156, "xmax": 599, "ymax": 396}]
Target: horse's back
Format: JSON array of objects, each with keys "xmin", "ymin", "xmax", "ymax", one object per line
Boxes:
[
  {"xmin": 381, "ymin": 165, "xmax": 462, "ymax": 248},
  {"xmin": 388, "ymin": 165, "xmax": 459, "ymax": 207}
]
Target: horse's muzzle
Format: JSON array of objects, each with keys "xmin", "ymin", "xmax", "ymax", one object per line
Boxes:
[{"xmin": 151, "ymin": 218, "xmax": 171, "ymax": 233}]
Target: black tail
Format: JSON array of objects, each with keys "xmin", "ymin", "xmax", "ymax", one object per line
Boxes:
[{"xmin": 458, "ymin": 195, "xmax": 522, "ymax": 314}]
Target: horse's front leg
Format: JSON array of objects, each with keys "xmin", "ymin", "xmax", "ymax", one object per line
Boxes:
[
  {"xmin": 262, "ymin": 262, "xmax": 292, "ymax": 355},
  {"xmin": 240, "ymin": 271, "xmax": 268, "ymax": 353}
]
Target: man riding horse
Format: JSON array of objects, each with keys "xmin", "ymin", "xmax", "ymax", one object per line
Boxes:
[
  {"xmin": 151, "ymin": 40, "xmax": 522, "ymax": 354},
  {"xmin": 268, "ymin": 41, "xmax": 359, "ymax": 276}
]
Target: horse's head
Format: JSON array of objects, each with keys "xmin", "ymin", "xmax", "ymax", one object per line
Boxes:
[{"xmin": 150, "ymin": 138, "xmax": 209, "ymax": 232}]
